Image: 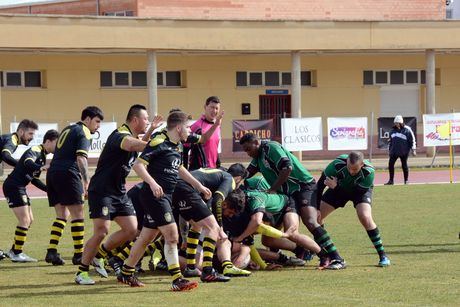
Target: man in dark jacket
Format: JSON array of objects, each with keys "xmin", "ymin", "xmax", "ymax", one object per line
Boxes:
[{"xmin": 385, "ymin": 115, "xmax": 416, "ymax": 185}]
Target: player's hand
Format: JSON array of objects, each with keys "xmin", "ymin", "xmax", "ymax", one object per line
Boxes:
[
  {"xmin": 83, "ymin": 182, "xmax": 89, "ymax": 200},
  {"xmin": 265, "ymin": 263, "xmax": 283, "ymax": 270},
  {"xmin": 324, "ymin": 176, "xmax": 338, "ymax": 189},
  {"xmin": 198, "ymin": 185, "xmax": 212, "ymax": 200},
  {"xmin": 233, "ymin": 236, "xmax": 243, "ymax": 243},
  {"xmin": 40, "ymin": 165, "xmax": 49, "ymax": 172},
  {"xmin": 149, "ymin": 182, "xmax": 164, "ymax": 198},
  {"xmin": 150, "ymin": 115, "xmax": 164, "ymax": 130},
  {"xmin": 218, "ymin": 227, "xmax": 228, "ymax": 241},
  {"xmin": 215, "ymin": 110, "xmax": 224, "ymax": 126}
]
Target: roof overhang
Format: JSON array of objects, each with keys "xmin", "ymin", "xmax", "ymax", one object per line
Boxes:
[{"xmin": 1, "ymin": 15, "xmax": 460, "ymax": 54}]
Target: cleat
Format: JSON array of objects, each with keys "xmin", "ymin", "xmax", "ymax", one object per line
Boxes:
[
  {"xmin": 91, "ymin": 257, "xmax": 108, "ymax": 278},
  {"xmin": 384, "ymin": 181, "xmax": 394, "ymax": 185},
  {"xmin": 302, "ymin": 250, "xmax": 315, "ymax": 262},
  {"xmin": 156, "ymin": 259, "xmax": 168, "ymax": 271},
  {"xmin": 108, "ymin": 256, "xmax": 123, "ymax": 276},
  {"xmin": 117, "ymin": 274, "xmax": 145, "ymax": 287},
  {"xmin": 284, "ymin": 256, "xmax": 306, "ymax": 267},
  {"xmin": 223, "ymin": 265, "xmax": 251, "ymax": 277},
  {"xmin": 8, "ymin": 250, "xmax": 38, "ymax": 263},
  {"xmin": 183, "ymin": 267, "xmax": 202, "ymax": 277},
  {"xmin": 200, "ymin": 269, "xmax": 230, "ymax": 283},
  {"xmin": 404, "ymin": 181, "xmax": 409, "ymax": 185},
  {"xmin": 0, "ymin": 250, "xmax": 6, "ymax": 261},
  {"xmin": 325, "ymin": 258, "xmax": 347, "ymax": 270},
  {"xmin": 317, "ymin": 256, "xmax": 330, "ymax": 270},
  {"xmin": 75, "ymin": 271, "xmax": 95, "ymax": 285},
  {"xmin": 45, "ymin": 249, "xmax": 65, "ymax": 265},
  {"xmin": 171, "ymin": 278, "xmax": 198, "ymax": 291},
  {"xmin": 378, "ymin": 256, "xmax": 391, "ymax": 267},
  {"xmin": 72, "ymin": 253, "xmax": 82, "ymax": 265}
]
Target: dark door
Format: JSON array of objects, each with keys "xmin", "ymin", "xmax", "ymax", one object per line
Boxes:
[{"xmin": 259, "ymin": 95, "xmax": 291, "ymax": 141}]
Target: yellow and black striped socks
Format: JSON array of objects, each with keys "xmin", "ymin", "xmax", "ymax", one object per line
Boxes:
[
  {"xmin": 164, "ymin": 242, "xmax": 182, "ymax": 282},
  {"xmin": 202, "ymin": 237, "xmax": 216, "ymax": 272},
  {"xmin": 71, "ymin": 219, "xmax": 84, "ymax": 256},
  {"xmin": 186, "ymin": 229, "xmax": 200, "ymax": 269},
  {"xmin": 221, "ymin": 260, "xmax": 233, "ymax": 271},
  {"xmin": 78, "ymin": 263, "xmax": 89, "ymax": 275},
  {"xmin": 117, "ymin": 241, "xmax": 134, "ymax": 261},
  {"xmin": 12, "ymin": 226, "xmax": 28, "ymax": 254},
  {"xmin": 96, "ymin": 244, "xmax": 109, "ymax": 259},
  {"xmin": 48, "ymin": 218, "xmax": 67, "ymax": 252},
  {"xmin": 121, "ymin": 264, "xmax": 135, "ymax": 277}
]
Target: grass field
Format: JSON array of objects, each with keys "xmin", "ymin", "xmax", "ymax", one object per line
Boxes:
[{"xmin": 0, "ymin": 184, "xmax": 459, "ymax": 306}]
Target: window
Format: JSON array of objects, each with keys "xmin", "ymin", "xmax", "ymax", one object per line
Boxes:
[
  {"xmin": 375, "ymin": 71, "xmax": 388, "ymax": 84},
  {"xmin": 301, "ymin": 71, "xmax": 312, "ymax": 86},
  {"xmin": 249, "ymin": 72, "xmax": 263, "ymax": 86},
  {"xmin": 405, "ymin": 71, "xmax": 419, "ymax": 84},
  {"xmin": 265, "ymin": 71, "xmax": 279, "ymax": 86},
  {"xmin": 236, "ymin": 71, "xmax": 247, "ymax": 86},
  {"xmin": 281, "ymin": 72, "xmax": 291, "ymax": 85},
  {"xmin": 100, "ymin": 71, "xmax": 182, "ymax": 88},
  {"xmin": 390, "ymin": 70, "xmax": 404, "ymax": 85},
  {"xmin": 363, "ymin": 69, "xmax": 428, "ymax": 86},
  {"xmin": 363, "ymin": 70, "xmax": 373, "ymax": 85},
  {"xmin": 1, "ymin": 71, "xmax": 42, "ymax": 88},
  {"xmin": 104, "ymin": 10, "xmax": 134, "ymax": 17},
  {"xmin": 421, "ymin": 70, "xmax": 426, "ymax": 84},
  {"xmin": 0, "ymin": 71, "xmax": 3, "ymax": 87},
  {"xmin": 132, "ymin": 71, "xmax": 147, "ymax": 87}
]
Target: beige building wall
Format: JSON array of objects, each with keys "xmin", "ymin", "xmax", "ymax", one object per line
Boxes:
[{"xmin": 1, "ymin": 52, "xmax": 458, "ymax": 157}]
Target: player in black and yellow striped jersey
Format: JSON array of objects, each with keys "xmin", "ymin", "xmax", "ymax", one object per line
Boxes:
[
  {"xmin": 0, "ymin": 119, "xmax": 38, "ymax": 261},
  {"xmin": 45, "ymin": 106, "xmax": 103, "ymax": 266},
  {"xmin": 118, "ymin": 111, "xmax": 211, "ymax": 291},
  {"xmin": 3, "ymin": 130, "xmax": 59, "ymax": 263},
  {"xmin": 75, "ymin": 105, "xmax": 163, "ymax": 285}
]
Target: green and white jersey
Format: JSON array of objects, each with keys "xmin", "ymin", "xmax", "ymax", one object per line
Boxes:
[
  {"xmin": 245, "ymin": 190, "xmax": 287, "ymax": 225},
  {"xmin": 244, "ymin": 175, "xmax": 270, "ymax": 191},
  {"xmin": 247, "ymin": 141, "xmax": 314, "ymax": 195},
  {"xmin": 324, "ymin": 154, "xmax": 374, "ymax": 193}
]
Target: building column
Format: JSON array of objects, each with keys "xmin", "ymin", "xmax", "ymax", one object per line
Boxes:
[
  {"xmin": 426, "ymin": 49, "xmax": 436, "ymax": 157},
  {"xmin": 291, "ymin": 51, "xmax": 302, "ymax": 160},
  {"xmin": 147, "ymin": 50, "xmax": 158, "ymax": 116}
]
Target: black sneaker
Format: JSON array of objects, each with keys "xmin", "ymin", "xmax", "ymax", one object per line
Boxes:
[
  {"xmin": 117, "ymin": 274, "xmax": 145, "ymax": 287},
  {"xmin": 171, "ymin": 278, "xmax": 198, "ymax": 291},
  {"xmin": 108, "ymin": 256, "xmax": 123, "ymax": 276},
  {"xmin": 200, "ymin": 268, "xmax": 230, "ymax": 283},
  {"xmin": 384, "ymin": 181, "xmax": 394, "ymax": 185},
  {"xmin": 45, "ymin": 249, "xmax": 65, "ymax": 265},
  {"xmin": 325, "ymin": 258, "xmax": 347, "ymax": 270},
  {"xmin": 72, "ymin": 253, "xmax": 82, "ymax": 265}
]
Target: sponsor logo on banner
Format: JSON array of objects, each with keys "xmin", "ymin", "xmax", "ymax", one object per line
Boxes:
[
  {"xmin": 329, "ymin": 127, "xmax": 366, "ymax": 139},
  {"xmin": 281, "ymin": 117, "xmax": 323, "ymax": 151},
  {"xmin": 232, "ymin": 119, "xmax": 273, "ymax": 152},
  {"xmin": 423, "ymin": 113, "xmax": 460, "ymax": 147},
  {"xmin": 327, "ymin": 117, "xmax": 368, "ymax": 150}
]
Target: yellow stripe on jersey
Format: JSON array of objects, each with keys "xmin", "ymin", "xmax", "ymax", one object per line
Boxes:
[
  {"xmin": 117, "ymin": 125, "xmax": 131, "ymax": 134},
  {"xmin": 31, "ymin": 145, "xmax": 42, "ymax": 152},
  {"xmin": 120, "ymin": 135, "xmax": 130, "ymax": 150},
  {"xmin": 76, "ymin": 149, "xmax": 88, "ymax": 155},
  {"xmin": 24, "ymin": 157, "xmax": 35, "ymax": 164},
  {"xmin": 138, "ymin": 157, "xmax": 149, "ymax": 166},
  {"xmin": 149, "ymin": 134, "xmax": 166, "ymax": 147},
  {"xmin": 215, "ymin": 191, "xmax": 225, "ymax": 199},
  {"xmin": 198, "ymin": 168, "xmax": 222, "ymax": 174},
  {"xmin": 2, "ymin": 149, "xmax": 12, "ymax": 154},
  {"xmin": 231, "ymin": 178, "xmax": 236, "ymax": 190},
  {"xmin": 12, "ymin": 134, "xmax": 19, "ymax": 146},
  {"xmin": 81, "ymin": 124, "xmax": 92, "ymax": 140}
]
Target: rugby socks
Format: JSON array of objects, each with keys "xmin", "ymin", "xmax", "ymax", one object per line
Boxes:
[
  {"xmin": 117, "ymin": 241, "xmax": 134, "ymax": 261},
  {"xmin": 164, "ymin": 242, "xmax": 182, "ymax": 282},
  {"xmin": 144, "ymin": 243, "xmax": 155, "ymax": 257},
  {"xmin": 121, "ymin": 264, "xmax": 135, "ymax": 277},
  {"xmin": 221, "ymin": 260, "xmax": 233, "ymax": 271},
  {"xmin": 96, "ymin": 244, "xmax": 109, "ymax": 259},
  {"xmin": 367, "ymin": 227, "xmax": 386, "ymax": 259},
  {"xmin": 77, "ymin": 263, "xmax": 90, "ymax": 275},
  {"xmin": 12, "ymin": 226, "xmax": 28, "ymax": 254},
  {"xmin": 186, "ymin": 229, "xmax": 200, "ymax": 270},
  {"xmin": 48, "ymin": 218, "xmax": 67, "ymax": 251},
  {"xmin": 312, "ymin": 226, "xmax": 341, "ymax": 260},
  {"xmin": 202, "ymin": 237, "xmax": 217, "ymax": 273},
  {"xmin": 71, "ymin": 219, "xmax": 85, "ymax": 256}
]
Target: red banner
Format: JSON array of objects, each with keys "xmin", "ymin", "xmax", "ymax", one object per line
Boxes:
[{"xmin": 232, "ymin": 119, "xmax": 274, "ymax": 152}]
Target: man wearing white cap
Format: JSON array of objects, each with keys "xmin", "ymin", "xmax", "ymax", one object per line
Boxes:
[{"xmin": 385, "ymin": 115, "xmax": 416, "ymax": 185}]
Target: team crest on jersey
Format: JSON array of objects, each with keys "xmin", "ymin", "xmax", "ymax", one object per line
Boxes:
[
  {"xmin": 178, "ymin": 200, "xmax": 186, "ymax": 208},
  {"xmin": 164, "ymin": 212, "xmax": 172, "ymax": 222},
  {"xmin": 171, "ymin": 158, "xmax": 181, "ymax": 170},
  {"xmin": 102, "ymin": 206, "xmax": 109, "ymax": 216}
]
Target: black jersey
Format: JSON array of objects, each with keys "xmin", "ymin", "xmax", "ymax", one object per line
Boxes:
[
  {"xmin": 88, "ymin": 124, "xmax": 139, "ymax": 196},
  {"xmin": 4, "ymin": 145, "xmax": 46, "ymax": 187},
  {"xmin": 138, "ymin": 130, "xmax": 182, "ymax": 195},
  {"xmin": 0, "ymin": 133, "xmax": 20, "ymax": 166},
  {"xmin": 49, "ymin": 122, "xmax": 91, "ymax": 173},
  {"xmin": 187, "ymin": 168, "xmax": 235, "ymax": 198}
]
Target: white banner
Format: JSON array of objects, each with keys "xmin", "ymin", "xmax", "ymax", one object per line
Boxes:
[
  {"xmin": 88, "ymin": 122, "xmax": 118, "ymax": 158},
  {"xmin": 10, "ymin": 122, "xmax": 59, "ymax": 159},
  {"xmin": 327, "ymin": 117, "xmax": 368, "ymax": 150},
  {"xmin": 422, "ymin": 113, "xmax": 460, "ymax": 147},
  {"xmin": 281, "ymin": 117, "xmax": 323, "ymax": 151}
]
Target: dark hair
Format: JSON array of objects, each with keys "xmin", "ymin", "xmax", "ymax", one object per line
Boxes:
[
  {"xmin": 126, "ymin": 104, "xmax": 147, "ymax": 121},
  {"xmin": 43, "ymin": 129, "xmax": 59, "ymax": 143},
  {"xmin": 239, "ymin": 133, "xmax": 258, "ymax": 146},
  {"xmin": 81, "ymin": 106, "xmax": 104, "ymax": 121},
  {"xmin": 167, "ymin": 111, "xmax": 189, "ymax": 130},
  {"xmin": 348, "ymin": 151, "xmax": 364, "ymax": 165},
  {"xmin": 225, "ymin": 189, "xmax": 246, "ymax": 213},
  {"xmin": 227, "ymin": 163, "xmax": 248, "ymax": 179},
  {"xmin": 169, "ymin": 108, "xmax": 182, "ymax": 113},
  {"xmin": 17, "ymin": 119, "xmax": 38, "ymax": 131},
  {"xmin": 205, "ymin": 96, "xmax": 220, "ymax": 106}
]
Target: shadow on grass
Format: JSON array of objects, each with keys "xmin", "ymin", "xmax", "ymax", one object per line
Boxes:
[{"xmin": 385, "ymin": 243, "xmax": 460, "ymax": 248}]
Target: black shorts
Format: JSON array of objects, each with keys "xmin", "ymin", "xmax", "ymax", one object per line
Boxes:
[
  {"xmin": 47, "ymin": 170, "xmax": 84, "ymax": 206},
  {"xmin": 140, "ymin": 185, "xmax": 175, "ymax": 229},
  {"xmin": 127, "ymin": 184, "xmax": 144, "ymax": 230},
  {"xmin": 321, "ymin": 188, "xmax": 373, "ymax": 209},
  {"xmin": 272, "ymin": 196, "xmax": 298, "ymax": 228},
  {"xmin": 172, "ymin": 181, "xmax": 212, "ymax": 223},
  {"xmin": 3, "ymin": 183, "xmax": 30, "ymax": 208},
  {"xmin": 88, "ymin": 191, "xmax": 136, "ymax": 220},
  {"xmin": 291, "ymin": 181, "xmax": 318, "ymax": 210}
]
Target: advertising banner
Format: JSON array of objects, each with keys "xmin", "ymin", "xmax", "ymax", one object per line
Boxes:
[
  {"xmin": 232, "ymin": 119, "xmax": 273, "ymax": 152},
  {"xmin": 377, "ymin": 117, "xmax": 417, "ymax": 149},
  {"xmin": 327, "ymin": 117, "xmax": 368, "ymax": 150},
  {"xmin": 423, "ymin": 113, "xmax": 460, "ymax": 147},
  {"xmin": 10, "ymin": 122, "xmax": 59, "ymax": 159},
  {"xmin": 281, "ymin": 117, "xmax": 322, "ymax": 151}
]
